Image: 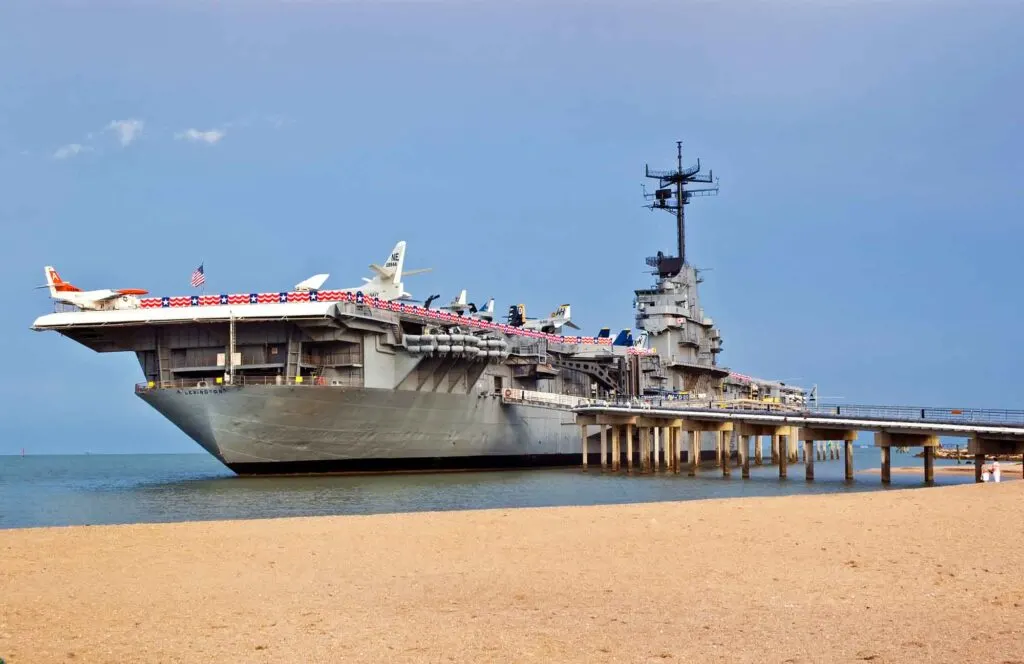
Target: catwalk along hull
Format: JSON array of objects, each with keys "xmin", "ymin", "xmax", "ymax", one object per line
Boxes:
[{"xmin": 138, "ymin": 386, "xmax": 583, "ymax": 474}]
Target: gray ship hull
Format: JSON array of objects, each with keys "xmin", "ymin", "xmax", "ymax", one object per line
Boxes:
[{"xmin": 138, "ymin": 386, "xmax": 585, "ymax": 474}]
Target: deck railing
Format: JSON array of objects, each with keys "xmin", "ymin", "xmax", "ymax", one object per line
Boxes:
[{"xmin": 134, "ymin": 375, "xmax": 348, "ymax": 392}]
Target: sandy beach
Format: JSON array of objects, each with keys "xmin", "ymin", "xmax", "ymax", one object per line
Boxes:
[{"xmin": 2, "ymin": 483, "xmax": 1022, "ymax": 664}]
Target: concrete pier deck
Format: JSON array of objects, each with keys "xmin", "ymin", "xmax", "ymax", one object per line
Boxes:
[{"xmin": 1, "ymin": 483, "xmax": 1022, "ymax": 663}]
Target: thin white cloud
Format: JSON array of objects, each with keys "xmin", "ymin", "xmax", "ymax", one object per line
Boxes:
[
  {"xmin": 53, "ymin": 143, "xmax": 91, "ymax": 160},
  {"xmin": 175, "ymin": 128, "xmax": 226, "ymax": 144},
  {"xmin": 107, "ymin": 119, "xmax": 144, "ymax": 146}
]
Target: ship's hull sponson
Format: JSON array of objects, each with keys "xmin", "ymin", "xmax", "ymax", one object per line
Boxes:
[{"xmin": 138, "ymin": 385, "xmax": 586, "ymax": 475}]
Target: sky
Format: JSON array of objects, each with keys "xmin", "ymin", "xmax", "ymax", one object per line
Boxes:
[{"xmin": 0, "ymin": 0, "xmax": 1021, "ymax": 454}]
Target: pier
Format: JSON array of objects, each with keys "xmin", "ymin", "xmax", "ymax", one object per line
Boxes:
[{"xmin": 570, "ymin": 400, "xmax": 1024, "ymax": 483}]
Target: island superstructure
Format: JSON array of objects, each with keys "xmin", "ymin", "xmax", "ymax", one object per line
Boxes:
[{"xmin": 31, "ymin": 142, "xmax": 805, "ymax": 474}]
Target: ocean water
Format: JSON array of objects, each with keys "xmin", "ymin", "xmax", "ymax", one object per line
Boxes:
[{"xmin": 0, "ymin": 448, "xmax": 979, "ymax": 529}]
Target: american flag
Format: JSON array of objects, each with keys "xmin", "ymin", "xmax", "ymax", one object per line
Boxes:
[{"xmin": 190, "ymin": 264, "xmax": 205, "ymax": 288}]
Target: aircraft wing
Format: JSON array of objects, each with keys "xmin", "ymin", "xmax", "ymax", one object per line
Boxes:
[
  {"xmin": 402, "ymin": 268, "xmax": 433, "ymax": 277},
  {"xmin": 562, "ymin": 320, "xmax": 581, "ymax": 330},
  {"xmin": 85, "ymin": 289, "xmax": 125, "ymax": 301}
]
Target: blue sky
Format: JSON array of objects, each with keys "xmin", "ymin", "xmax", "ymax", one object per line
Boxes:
[{"xmin": 1, "ymin": 0, "xmax": 1021, "ymax": 454}]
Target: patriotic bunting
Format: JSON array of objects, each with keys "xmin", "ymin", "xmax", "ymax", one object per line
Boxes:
[{"xmin": 138, "ymin": 290, "xmax": 629, "ymax": 350}]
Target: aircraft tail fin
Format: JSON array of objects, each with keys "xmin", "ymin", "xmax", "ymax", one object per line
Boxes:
[
  {"xmin": 597, "ymin": 327, "xmax": 610, "ymax": 339},
  {"xmin": 369, "ymin": 241, "xmax": 407, "ymax": 285},
  {"xmin": 44, "ymin": 266, "xmax": 81, "ymax": 297},
  {"xmin": 611, "ymin": 329, "xmax": 631, "ymax": 346},
  {"xmin": 551, "ymin": 304, "xmax": 580, "ymax": 330},
  {"xmin": 507, "ymin": 303, "xmax": 526, "ymax": 327},
  {"xmin": 295, "ymin": 273, "xmax": 329, "ymax": 291},
  {"xmin": 383, "ymin": 241, "xmax": 406, "ymax": 285}
]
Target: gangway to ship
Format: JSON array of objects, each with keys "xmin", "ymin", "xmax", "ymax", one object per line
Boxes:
[
  {"xmin": 571, "ymin": 398, "xmax": 1024, "ymax": 484},
  {"xmin": 576, "ymin": 400, "xmax": 1024, "ymax": 435}
]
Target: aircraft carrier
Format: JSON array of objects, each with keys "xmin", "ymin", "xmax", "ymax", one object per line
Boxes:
[{"xmin": 31, "ymin": 142, "xmax": 805, "ymax": 474}]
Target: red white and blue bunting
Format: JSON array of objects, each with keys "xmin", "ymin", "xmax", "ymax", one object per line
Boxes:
[{"xmin": 137, "ymin": 290, "xmax": 648, "ymax": 350}]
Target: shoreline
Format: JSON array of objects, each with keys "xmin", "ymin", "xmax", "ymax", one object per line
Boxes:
[
  {"xmin": 2, "ymin": 483, "xmax": 1022, "ymax": 663},
  {"xmin": 858, "ymin": 462, "xmax": 1022, "ymax": 478}
]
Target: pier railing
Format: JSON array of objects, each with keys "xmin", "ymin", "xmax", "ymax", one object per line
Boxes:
[
  {"xmin": 578, "ymin": 397, "xmax": 1024, "ymax": 428},
  {"xmin": 802, "ymin": 403, "xmax": 1024, "ymax": 427}
]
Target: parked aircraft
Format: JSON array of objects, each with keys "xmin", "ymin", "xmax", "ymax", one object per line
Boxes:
[
  {"xmin": 611, "ymin": 329, "xmax": 633, "ymax": 346},
  {"xmin": 507, "ymin": 303, "xmax": 581, "ymax": 334},
  {"xmin": 440, "ymin": 290, "xmax": 495, "ymax": 321},
  {"xmin": 610, "ymin": 329, "xmax": 649, "ymax": 348},
  {"xmin": 441, "ymin": 289, "xmax": 471, "ymax": 315},
  {"xmin": 41, "ymin": 266, "xmax": 148, "ymax": 311},
  {"xmin": 293, "ymin": 241, "xmax": 432, "ymax": 302}
]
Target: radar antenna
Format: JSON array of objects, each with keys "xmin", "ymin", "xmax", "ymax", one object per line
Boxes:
[{"xmin": 642, "ymin": 140, "xmax": 719, "ymax": 275}]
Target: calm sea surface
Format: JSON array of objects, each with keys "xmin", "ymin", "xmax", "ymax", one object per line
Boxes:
[{"xmin": 0, "ymin": 448, "xmax": 977, "ymax": 529}]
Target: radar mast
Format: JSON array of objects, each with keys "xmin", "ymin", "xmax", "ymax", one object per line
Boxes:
[{"xmin": 642, "ymin": 140, "xmax": 719, "ymax": 277}]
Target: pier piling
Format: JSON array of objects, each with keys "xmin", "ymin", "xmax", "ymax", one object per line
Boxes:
[
  {"xmin": 754, "ymin": 435, "xmax": 763, "ymax": 465},
  {"xmin": 600, "ymin": 425, "xmax": 608, "ymax": 472},
  {"xmin": 779, "ymin": 435, "xmax": 788, "ymax": 479},
  {"xmin": 674, "ymin": 427, "xmax": 682, "ymax": 474},
  {"xmin": 798, "ymin": 428, "xmax": 858, "ymax": 482},
  {"xmin": 722, "ymin": 431, "xmax": 731, "ymax": 477},
  {"xmin": 654, "ymin": 427, "xmax": 662, "ymax": 472},
  {"xmin": 580, "ymin": 424, "xmax": 588, "ymax": 471},
  {"xmin": 741, "ymin": 435, "xmax": 750, "ymax": 478},
  {"xmin": 689, "ymin": 430, "xmax": 700, "ymax": 476},
  {"xmin": 611, "ymin": 426, "xmax": 621, "ymax": 472},
  {"xmin": 640, "ymin": 427, "xmax": 649, "ymax": 474},
  {"xmin": 875, "ymin": 431, "xmax": 939, "ymax": 485},
  {"xmin": 622, "ymin": 426, "xmax": 630, "ymax": 471},
  {"xmin": 665, "ymin": 427, "xmax": 671, "ymax": 472}
]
